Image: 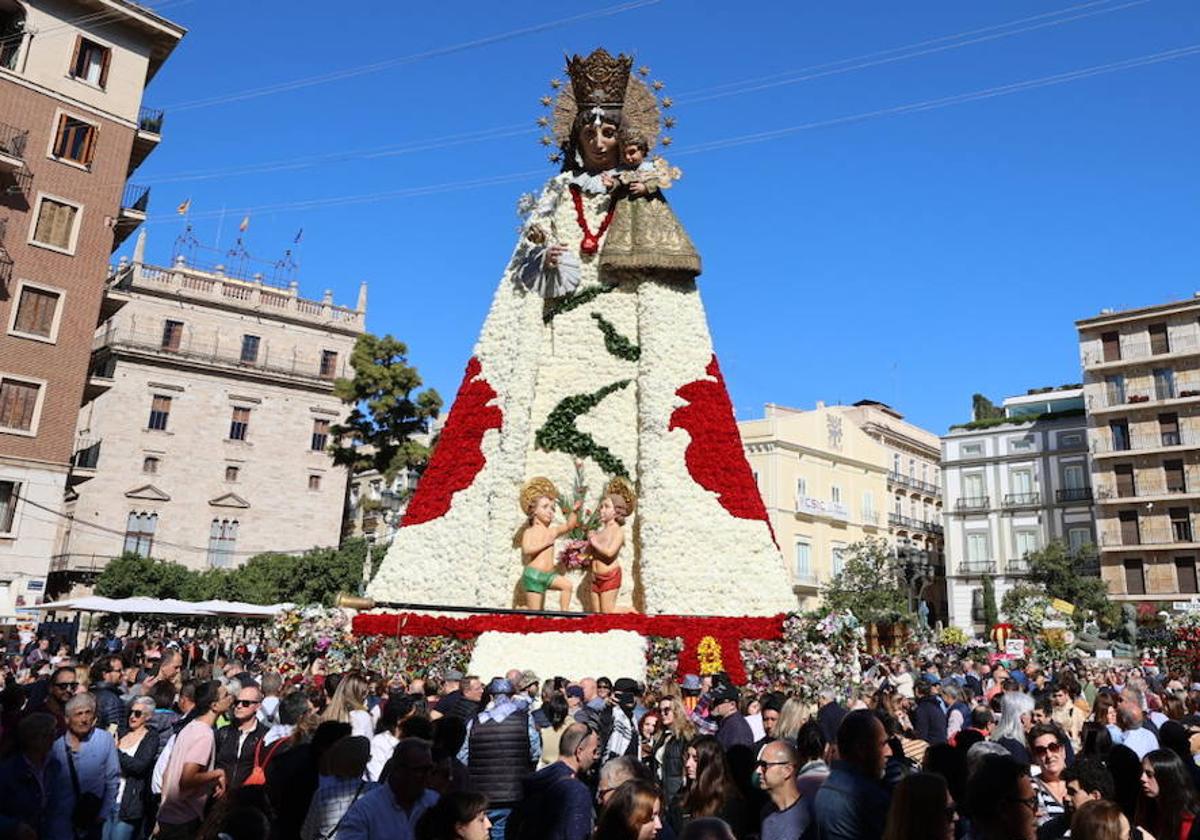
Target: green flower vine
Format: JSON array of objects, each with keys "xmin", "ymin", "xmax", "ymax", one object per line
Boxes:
[
  {"xmin": 535, "ymin": 380, "xmax": 632, "ymax": 477},
  {"xmin": 543, "ymin": 283, "xmax": 616, "ymax": 324},
  {"xmin": 591, "ymin": 313, "xmax": 641, "ymax": 361}
]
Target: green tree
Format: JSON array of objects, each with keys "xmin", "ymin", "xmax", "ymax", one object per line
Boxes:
[
  {"xmin": 981, "ymin": 574, "xmax": 999, "ymax": 628},
  {"xmin": 330, "ymin": 334, "xmax": 442, "ymax": 480},
  {"xmin": 972, "ymin": 393, "xmax": 1004, "ymax": 421},
  {"xmin": 821, "ymin": 537, "xmax": 908, "ymax": 625},
  {"xmin": 1025, "ymin": 540, "xmax": 1118, "ymax": 628}
]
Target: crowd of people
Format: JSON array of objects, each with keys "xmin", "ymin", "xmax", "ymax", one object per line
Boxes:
[{"xmin": 2, "ymin": 630, "xmax": 1200, "ymax": 840}]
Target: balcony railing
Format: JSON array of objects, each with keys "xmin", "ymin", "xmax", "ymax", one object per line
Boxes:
[
  {"xmin": 1100, "ymin": 525, "xmax": 1197, "ymax": 548},
  {"xmin": 0, "ymin": 120, "xmax": 28, "ymax": 161},
  {"xmin": 888, "ymin": 512, "xmax": 944, "ymax": 534},
  {"xmin": 138, "ymin": 106, "xmax": 164, "ymax": 134},
  {"xmin": 1096, "ymin": 480, "xmax": 1191, "ymax": 501},
  {"xmin": 1089, "ymin": 384, "xmax": 1200, "ymax": 412},
  {"xmin": 1083, "ymin": 333, "xmax": 1200, "ymax": 367},
  {"xmin": 888, "ymin": 471, "xmax": 940, "ymax": 497},
  {"xmin": 72, "ymin": 439, "xmax": 101, "ymax": 470},
  {"xmin": 1003, "ymin": 492, "xmax": 1042, "ymax": 508},
  {"xmin": 1091, "ymin": 429, "xmax": 1200, "ymax": 454},
  {"xmin": 1057, "ymin": 487, "xmax": 1094, "ymax": 503},
  {"xmin": 121, "ymin": 183, "xmax": 150, "ymax": 213},
  {"xmin": 955, "ymin": 497, "xmax": 990, "ymax": 512},
  {"xmin": 958, "ymin": 560, "xmax": 997, "ymax": 576},
  {"xmin": 1007, "ymin": 557, "xmax": 1032, "ymax": 575}
]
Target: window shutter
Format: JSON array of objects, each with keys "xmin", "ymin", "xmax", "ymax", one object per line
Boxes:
[
  {"xmin": 69, "ymin": 35, "xmax": 82, "ymax": 77},
  {"xmin": 98, "ymin": 45, "xmax": 111, "ymax": 88},
  {"xmin": 83, "ymin": 122, "xmax": 97, "ymax": 165}
]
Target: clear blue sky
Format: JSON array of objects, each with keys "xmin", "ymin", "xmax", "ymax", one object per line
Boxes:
[{"xmin": 129, "ymin": 0, "xmax": 1200, "ymax": 434}]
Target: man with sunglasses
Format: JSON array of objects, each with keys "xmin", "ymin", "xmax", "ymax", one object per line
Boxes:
[
  {"xmin": 756, "ymin": 740, "xmax": 806, "ymax": 840},
  {"xmin": 89, "ymin": 657, "xmax": 126, "ymax": 735},
  {"xmin": 24, "ymin": 665, "xmax": 77, "ymax": 736},
  {"xmin": 214, "ymin": 684, "xmax": 269, "ymax": 790}
]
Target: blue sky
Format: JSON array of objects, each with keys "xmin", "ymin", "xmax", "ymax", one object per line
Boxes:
[{"xmin": 129, "ymin": 0, "xmax": 1200, "ymax": 433}]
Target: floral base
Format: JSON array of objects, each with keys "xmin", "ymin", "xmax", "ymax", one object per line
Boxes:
[{"xmin": 470, "ymin": 630, "xmax": 648, "ymax": 683}]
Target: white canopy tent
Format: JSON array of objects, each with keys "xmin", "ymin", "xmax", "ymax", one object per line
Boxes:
[{"xmin": 33, "ymin": 597, "xmax": 292, "ymax": 617}]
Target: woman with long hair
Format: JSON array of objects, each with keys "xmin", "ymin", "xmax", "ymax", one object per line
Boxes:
[
  {"xmin": 773, "ymin": 698, "xmax": 811, "ymax": 743},
  {"xmin": 638, "ymin": 711, "xmax": 661, "ymax": 772},
  {"xmin": 1092, "ymin": 692, "xmax": 1122, "ymax": 741},
  {"xmin": 415, "ymin": 790, "xmax": 491, "ymax": 840},
  {"xmin": 654, "ymin": 695, "xmax": 695, "ymax": 803},
  {"xmin": 323, "ymin": 671, "xmax": 373, "ymax": 739},
  {"xmin": 991, "ymin": 691, "xmax": 1034, "ymax": 765},
  {"xmin": 595, "ymin": 779, "xmax": 664, "ymax": 840},
  {"xmin": 669, "ymin": 735, "xmax": 750, "ymax": 838},
  {"xmin": 882, "ymin": 772, "xmax": 957, "ymax": 840},
  {"xmin": 1136, "ymin": 748, "xmax": 1199, "ymax": 840},
  {"xmin": 1072, "ymin": 799, "xmax": 1131, "ymax": 840},
  {"xmin": 537, "ymin": 692, "xmax": 570, "ymax": 767}
]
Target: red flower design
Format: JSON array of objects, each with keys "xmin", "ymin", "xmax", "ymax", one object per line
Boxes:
[
  {"xmin": 401, "ymin": 357, "xmax": 503, "ymax": 526},
  {"xmin": 668, "ymin": 355, "xmax": 775, "ymax": 543}
]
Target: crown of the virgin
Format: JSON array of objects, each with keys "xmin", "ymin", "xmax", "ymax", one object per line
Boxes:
[{"xmin": 566, "ymin": 48, "xmax": 633, "ymax": 108}]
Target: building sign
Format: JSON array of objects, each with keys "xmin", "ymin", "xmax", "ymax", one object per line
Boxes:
[
  {"xmin": 1172, "ymin": 601, "xmax": 1200, "ymax": 612},
  {"xmin": 797, "ymin": 496, "xmax": 849, "ymax": 521}
]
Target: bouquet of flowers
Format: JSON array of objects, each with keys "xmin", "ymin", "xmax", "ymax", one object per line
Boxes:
[
  {"xmin": 739, "ymin": 611, "xmax": 864, "ymax": 699},
  {"xmin": 557, "ymin": 461, "xmax": 602, "ymax": 570}
]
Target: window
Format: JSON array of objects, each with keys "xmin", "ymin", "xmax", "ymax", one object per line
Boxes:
[
  {"xmin": 319, "ymin": 350, "xmax": 338, "ymax": 379},
  {"xmin": 1110, "ymin": 420, "xmax": 1130, "ymax": 452},
  {"xmin": 10, "ymin": 284, "xmax": 62, "ymax": 341},
  {"xmin": 1160, "ymin": 413, "xmax": 1181, "ymax": 447},
  {"xmin": 123, "ymin": 512, "xmax": 156, "ymax": 556},
  {"xmin": 831, "ymin": 543, "xmax": 846, "ymax": 576},
  {"xmin": 1010, "ymin": 469, "xmax": 1033, "ymax": 496},
  {"xmin": 1059, "ymin": 433, "xmax": 1083, "ymax": 448},
  {"xmin": 0, "ymin": 481, "xmax": 19, "ymax": 535},
  {"xmin": 830, "ymin": 485, "xmax": 842, "ymax": 505},
  {"xmin": 1123, "ymin": 559, "xmax": 1145, "ymax": 596},
  {"xmin": 1176, "ymin": 557, "xmax": 1198, "ymax": 595},
  {"xmin": 311, "ymin": 418, "xmax": 330, "ymax": 452},
  {"xmin": 1119, "ymin": 510, "xmax": 1140, "ymax": 545},
  {"xmin": 1068, "ymin": 527, "xmax": 1092, "ymax": 553},
  {"xmin": 861, "ymin": 491, "xmax": 874, "ymax": 521},
  {"xmin": 224, "ymin": 465, "xmax": 239, "ymax": 482},
  {"xmin": 142, "ymin": 456, "xmax": 158, "ymax": 474},
  {"xmin": 207, "ymin": 519, "xmax": 238, "ymax": 568},
  {"xmin": 961, "ymin": 443, "xmax": 983, "ymax": 457},
  {"xmin": 1165, "ymin": 459, "xmax": 1186, "ymax": 494},
  {"xmin": 147, "ymin": 395, "xmax": 171, "ymax": 431},
  {"xmin": 52, "ymin": 114, "xmax": 97, "ymax": 165},
  {"xmin": 1149, "ymin": 323, "xmax": 1170, "ymax": 356},
  {"xmin": 893, "ymin": 454, "xmax": 900, "ymax": 475},
  {"xmin": 1170, "ymin": 507, "xmax": 1192, "ymax": 542},
  {"xmin": 1010, "ymin": 436, "xmax": 1034, "ymax": 451},
  {"xmin": 794, "ymin": 540, "xmax": 812, "ymax": 580},
  {"xmin": 967, "ymin": 533, "xmax": 989, "ymax": 563},
  {"xmin": 308, "ymin": 474, "xmax": 321, "ymax": 491},
  {"xmin": 1104, "ymin": 374, "xmax": 1126, "ymax": 406},
  {"xmin": 229, "ymin": 407, "xmax": 250, "ymax": 441},
  {"xmin": 0, "ymin": 377, "xmax": 42, "ymax": 433},
  {"xmin": 1063, "ymin": 463, "xmax": 1086, "ymax": 490},
  {"xmin": 30, "ymin": 196, "xmax": 79, "ymax": 252},
  {"xmin": 908, "ymin": 458, "xmax": 915, "ymax": 478},
  {"xmin": 69, "ymin": 36, "xmax": 111, "ymax": 87},
  {"xmin": 240, "ymin": 335, "xmax": 260, "ymax": 364},
  {"xmin": 160, "ymin": 320, "xmax": 183, "ymax": 351},
  {"xmin": 1015, "ymin": 530, "xmax": 1039, "ymax": 558},
  {"xmin": 1101, "ymin": 331, "xmax": 1121, "ymax": 362},
  {"xmin": 1153, "ymin": 368, "xmax": 1175, "ymax": 401},
  {"xmin": 963, "ymin": 473, "xmax": 985, "ymax": 501}
]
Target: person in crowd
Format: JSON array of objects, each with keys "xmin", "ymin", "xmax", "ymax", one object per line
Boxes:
[
  {"xmin": 913, "ymin": 675, "xmax": 948, "ymax": 746},
  {"xmin": 265, "ymin": 686, "xmax": 312, "ymax": 746},
  {"xmin": 670, "ymin": 734, "xmax": 751, "ymax": 838},
  {"xmin": 638, "ymin": 710, "xmax": 661, "ymax": 770},
  {"xmin": 89, "ymin": 656, "xmax": 126, "ymax": 733},
  {"xmin": 1118, "ymin": 688, "xmax": 1160, "ymax": 759},
  {"xmin": 258, "ymin": 671, "xmax": 284, "ymax": 728},
  {"xmin": 1032, "ymin": 758, "xmax": 1118, "ymax": 840},
  {"xmin": 337, "ymin": 737, "xmax": 439, "ymax": 839},
  {"xmin": 437, "ymin": 676, "xmax": 484, "ymax": 723},
  {"xmin": 756, "ymin": 739, "xmax": 805, "ymax": 840},
  {"xmin": 1106, "ymin": 744, "xmax": 1143, "ymax": 822},
  {"xmin": 1079, "ymin": 721, "xmax": 1114, "ymax": 761},
  {"xmin": 943, "ymin": 683, "xmax": 970, "ymax": 743},
  {"xmin": 507, "ymin": 721, "xmax": 598, "ymax": 840},
  {"xmin": 1071, "ymin": 800, "xmax": 1131, "ymax": 840},
  {"xmin": 817, "ymin": 688, "xmax": 848, "ymax": 746},
  {"xmin": 215, "ymin": 682, "xmax": 271, "ymax": 790},
  {"xmin": 47, "ymin": 691, "xmax": 119, "ymax": 840},
  {"xmin": 773, "ymin": 696, "xmax": 811, "ymax": 743},
  {"xmin": 431, "ymin": 715, "xmax": 472, "ymax": 794},
  {"xmin": 1135, "ymin": 748, "xmax": 1199, "ymax": 840},
  {"xmin": 756, "ymin": 693, "xmax": 784, "ymax": 751},
  {"xmin": 369, "ymin": 693, "xmax": 410, "ymax": 781},
  {"xmin": 146, "ymin": 679, "xmax": 180, "ymax": 756},
  {"xmin": 538, "ymin": 692, "xmax": 572, "ymax": 768},
  {"xmin": 1029, "ymin": 722, "xmax": 1069, "ymax": 827},
  {"xmin": 323, "ymin": 671, "xmax": 375, "ymax": 740},
  {"xmin": 27, "ymin": 665, "xmax": 78, "ymax": 736},
  {"xmin": 594, "ymin": 778, "xmax": 663, "ymax": 840},
  {"xmin": 598, "ymin": 756, "xmax": 640, "ymax": 811},
  {"xmin": 156, "ymin": 680, "xmax": 231, "ymax": 840},
  {"xmin": 267, "ymin": 719, "xmax": 350, "ymax": 840},
  {"xmin": 964, "ymin": 755, "xmax": 1037, "ymax": 840},
  {"xmin": 300, "ymin": 734, "xmax": 374, "ymax": 840},
  {"xmin": 601, "ymin": 678, "xmax": 643, "ymax": 765},
  {"xmin": 881, "ymin": 772, "xmax": 956, "ymax": 840},
  {"xmin": 992, "ymin": 691, "xmax": 1035, "ymax": 765},
  {"xmin": 813, "ymin": 709, "xmax": 891, "ymax": 840},
  {"xmin": 655, "ymin": 693, "xmax": 695, "ymax": 804},
  {"xmin": 1093, "ymin": 692, "xmax": 1121, "ymax": 743},
  {"xmin": 415, "ymin": 790, "xmax": 492, "ymax": 840},
  {"xmin": 458, "ymin": 677, "xmax": 539, "ymax": 836},
  {"xmin": 106, "ymin": 695, "xmax": 159, "ymax": 840},
  {"xmin": 1051, "ymin": 678, "xmax": 1086, "ymax": 750},
  {"xmin": 0, "ymin": 712, "xmax": 61, "ymax": 836},
  {"xmin": 678, "ymin": 817, "xmax": 737, "ymax": 840}
]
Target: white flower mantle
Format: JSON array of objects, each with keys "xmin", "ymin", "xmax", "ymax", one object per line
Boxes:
[{"xmin": 469, "ymin": 630, "xmax": 647, "ymax": 683}]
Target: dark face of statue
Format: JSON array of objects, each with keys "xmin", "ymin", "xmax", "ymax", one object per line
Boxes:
[{"xmin": 579, "ymin": 121, "xmax": 619, "ymax": 171}]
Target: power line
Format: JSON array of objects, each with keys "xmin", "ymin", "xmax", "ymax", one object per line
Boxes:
[
  {"xmin": 0, "ymin": 0, "xmax": 189, "ymax": 47},
  {"xmin": 144, "ymin": 43, "xmax": 1200, "ymax": 224},
  {"xmin": 164, "ymin": 0, "xmax": 662, "ymax": 112}
]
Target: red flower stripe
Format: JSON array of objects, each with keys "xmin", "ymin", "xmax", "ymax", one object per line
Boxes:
[
  {"xmin": 401, "ymin": 357, "xmax": 503, "ymax": 526},
  {"xmin": 668, "ymin": 355, "xmax": 776, "ymax": 545}
]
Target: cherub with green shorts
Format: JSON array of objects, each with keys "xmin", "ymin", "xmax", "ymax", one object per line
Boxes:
[{"xmin": 519, "ymin": 477, "xmax": 577, "ymax": 611}]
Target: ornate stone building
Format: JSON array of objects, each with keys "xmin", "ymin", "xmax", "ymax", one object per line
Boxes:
[
  {"xmin": 49, "ymin": 235, "xmax": 365, "ymax": 594},
  {"xmin": 0, "ymin": 0, "xmax": 183, "ymax": 620}
]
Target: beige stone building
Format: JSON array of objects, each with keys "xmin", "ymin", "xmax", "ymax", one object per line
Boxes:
[
  {"xmin": 1078, "ymin": 297, "xmax": 1200, "ymax": 605},
  {"xmin": 50, "ymin": 235, "xmax": 365, "ymax": 593},
  {"xmin": 741, "ymin": 402, "xmax": 891, "ymax": 610},
  {"xmin": 840, "ymin": 400, "xmax": 947, "ymax": 624},
  {"xmin": 0, "ymin": 0, "xmax": 183, "ymax": 621}
]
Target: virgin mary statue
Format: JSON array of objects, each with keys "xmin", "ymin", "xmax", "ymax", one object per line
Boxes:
[{"xmin": 369, "ymin": 49, "xmax": 795, "ymax": 616}]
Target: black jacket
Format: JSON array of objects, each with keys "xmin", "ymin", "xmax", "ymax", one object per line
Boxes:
[
  {"xmin": 437, "ymin": 690, "xmax": 481, "ymax": 721},
  {"xmin": 658, "ymin": 733, "xmax": 688, "ymax": 803},
  {"xmin": 214, "ymin": 720, "xmax": 270, "ymax": 790},
  {"xmin": 913, "ymin": 695, "xmax": 948, "ymax": 745},
  {"xmin": 116, "ymin": 729, "xmax": 159, "ymax": 821}
]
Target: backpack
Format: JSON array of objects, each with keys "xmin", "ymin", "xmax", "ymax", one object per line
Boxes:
[{"xmin": 242, "ymin": 736, "xmax": 286, "ymax": 786}]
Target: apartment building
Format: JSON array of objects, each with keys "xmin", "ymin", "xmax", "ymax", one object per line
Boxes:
[
  {"xmin": 50, "ymin": 237, "xmax": 365, "ymax": 594},
  {"xmin": 0, "ymin": 0, "xmax": 183, "ymax": 620},
  {"xmin": 1078, "ymin": 297, "xmax": 1200, "ymax": 604},
  {"xmin": 942, "ymin": 387, "xmax": 1098, "ymax": 632},
  {"xmin": 741, "ymin": 402, "xmax": 890, "ymax": 610},
  {"xmin": 840, "ymin": 400, "xmax": 947, "ymax": 624}
]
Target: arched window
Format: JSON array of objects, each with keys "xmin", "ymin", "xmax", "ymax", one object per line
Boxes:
[
  {"xmin": 207, "ymin": 518, "xmax": 238, "ymax": 568},
  {"xmin": 0, "ymin": 2, "xmax": 27, "ymax": 72},
  {"xmin": 122, "ymin": 511, "xmax": 157, "ymax": 556}
]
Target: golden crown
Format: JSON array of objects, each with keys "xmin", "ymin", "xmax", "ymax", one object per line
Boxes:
[
  {"xmin": 520, "ymin": 476, "xmax": 559, "ymax": 514},
  {"xmin": 566, "ymin": 47, "xmax": 633, "ymax": 108},
  {"xmin": 606, "ymin": 476, "xmax": 637, "ymax": 515}
]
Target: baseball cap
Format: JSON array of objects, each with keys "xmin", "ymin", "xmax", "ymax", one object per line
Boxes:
[
  {"xmin": 519, "ymin": 670, "xmax": 539, "ymax": 690},
  {"xmin": 566, "ymin": 685, "xmax": 584, "ymax": 700},
  {"xmin": 709, "ymin": 683, "xmax": 740, "ymax": 706}
]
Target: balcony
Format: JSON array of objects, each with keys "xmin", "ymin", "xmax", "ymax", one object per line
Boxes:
[
  {"xmin": 82, "ymin": 368, "xmax": 114, "ymax": 403},
  {"xmin": 94, "ymin": 323, "xmax": 350, "ymax": 387},
  {"xmin": 792, "ymin": 571, "xmax": 820, "ymax": 591},
  {"xmin": 1003, "ymin": 492, "xmax": 1042, "ymax": 509},
  {"xmin": 129, "ymin": 106, "xmax": 164, "ymax": 174},
  {"xmin": 1096, "ymin": 479, "xmax": 1194, "ymax": 504},
  {"xmin": 1007, "ymin": 556, "xmax": 1032, "ymax": 575},
  {"xmin": 1100, "ymin": 524, "xmax": 1200, "ymax": 550},
  {"xmin": 888, "ymin": 471, "xmax": 940, "ymax": 498},
  {"xmin": 1088, "ymin": 383, "xmax": 1200, "ymax": 416},
  {"xmin": 955, "ymin": 496, "xmax": 990, "ymax": 513},
  {"xmin": 69, "ymin": 439, "xmax": 101, "ymax": 485},
  {"xmin": 1091, "ymin": 429, "xmax": 1200, "ymax": 457},
  {"xmin": 113, "ymin": 183, "xmax": 150, "ymax": 250},
  {"xmin": 0, "ymin": 119, "xmax": 27, "ymax": 173},
  {"xmin": 1056, "ymin": 487, "xmax": 1094, "ymax": 504},
  {"xmin": 957, "ymin": 560, "xmax": 997, "ymax": 576},
  {"xmin": 1083, "ymin": 333, "xmax": 1200, "ymax": 369},
  {"xmin": 888, "ymin": 512, "xmax": 944, "ymax": 535}
]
